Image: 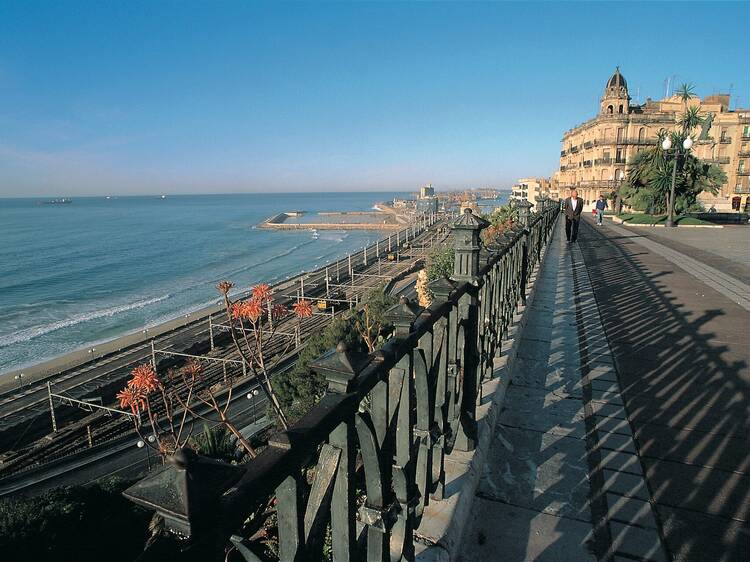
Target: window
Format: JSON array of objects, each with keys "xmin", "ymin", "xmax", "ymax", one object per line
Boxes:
[
  {"xmin": 740, "ymin": 160, "xmax": 746, "ymax": 173},
  {"xmin": 618, "ymin": 104, "xmax": 624, "ymax": 114},
  {"xmin": 616, "ymin": 148, "xmax": 623, "ymax": 162},
  {"xmin": 607, "ymin": 105, "xmax": 614, "ymax": 114},
  {"xmin": 617, "ymin": 128, "xmax": 624, "ymax": 142},
  {"xmin": 638, "ymin": 127, "xmax": 645, "ymax": 142},
  {"xmin": 744, "ymin": 125, "xmax": 750, "ymax": 138}
]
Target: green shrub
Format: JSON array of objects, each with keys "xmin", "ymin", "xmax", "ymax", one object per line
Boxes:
[{"xmin": 0, "ymin": 478, "xmax": 150, "ymax": 562}]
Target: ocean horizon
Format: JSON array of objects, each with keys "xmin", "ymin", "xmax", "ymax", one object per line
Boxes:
[{"xmin": 0, "ymin": 191, "xmax": 508, "ymax": 376}]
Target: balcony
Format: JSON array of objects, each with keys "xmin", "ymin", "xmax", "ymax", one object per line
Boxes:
[
  {"xmin": 583, "ymin": 141, "xmax": 593, "ymax": 149},
  {"xmin": 737, "ymin": 169, "xmax": 750, "ymax": 176},
  {"xmin": 570, "ymin": 146, "xmax": 579, "ymax": 153},
  {"xmin": 583, "ymin": 160, "xmax": 592, "ymax": 168},
  {"xmin": 742, "ymin": 134, "xmax": 750, "ymax": 141},
  {"xmin": 738, "ymin": 152, "xmax": 750, "ymax": 158},
  {"xmin": 594, "ymin": 157, "xmax": 613, "ymax": 165},
  {"xmin": 614, "ymin": 158, "xmax": 626, "ymax": 165},
  {"xmin": 706, "ymin": 157, "xmax": 731, "ymax": 164},
  {"xmin": 560, "ymin": 150, "xmax": 566, "ymax": 157},
  {"xmin": 735, "ymin": 186, "xmax": 750, "ymax": 193},
  {"xmin": 720, "ymin": 136, "xmax": 732, "ymax": 144}
]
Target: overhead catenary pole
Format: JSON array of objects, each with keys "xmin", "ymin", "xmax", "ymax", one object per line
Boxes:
[
  {"xmin": 150, "ymin": 340, "xmax": 157, "ymax": 372},
  {"xmin": 47, "ymin": 382, "xmax": 57, "ymax": 433},
  {"xmin": 348, "ymin": 254, "xmax": 353, "ymax": 278},
  {"xmin": 209, "ymin": 315, "xmax": 215, "ymax": 350},
  {"xmin": 388, "ymin": 235, "xmax": 392, "ymax": 252},
  {"xmin": 300, "ymin": 276, "xmax": 305, "ymax": 299},
  {"xmin": 325, "ymin": 266, "xmax": 330, "ymax": 294}
]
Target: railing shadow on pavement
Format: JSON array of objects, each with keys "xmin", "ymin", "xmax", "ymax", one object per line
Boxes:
[
  {"xmin": 120, "ymin": 203, "xmax": 561, "ymax": 562},
  {"xmin": 576, "ymin": 219, "xmax": 750, "ymax": 561}
]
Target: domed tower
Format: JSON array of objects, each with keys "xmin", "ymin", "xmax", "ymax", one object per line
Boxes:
[{"xmin": 600, "ymin": 67, "xmax": 630, "ymax": 115}]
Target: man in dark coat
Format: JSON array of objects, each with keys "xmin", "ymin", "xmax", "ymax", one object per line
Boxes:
[{"xmin": 564, "ymin": 189, "xmax": 583, "ymax": 242}]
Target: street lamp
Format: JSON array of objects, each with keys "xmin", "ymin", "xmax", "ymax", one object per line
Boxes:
[
  {"xmin": 246, "ymin": 388, "xmax": 260, "ymax": 422},
  {"xmin": 137, "ymin": 434, "xmax": 156, "ymax": 471},
  {"xmin": 662, "ymin": 135, "xmax": 694, "ymax": 227}
]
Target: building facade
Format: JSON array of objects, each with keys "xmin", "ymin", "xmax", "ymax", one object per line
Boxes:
[
  {"xmin": 553, "ymin": 68, "xmax": 750, "ymax": 211},
  {"xmin": 511, "ymin": 177, "xmax": 558, "ymax": 208}
]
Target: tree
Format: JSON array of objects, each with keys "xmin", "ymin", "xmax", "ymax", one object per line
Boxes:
[
  {"xmin": 271, "ymin": 286, "xmax": 395, "ymax": 422},
  {"xmin": 116, "ymin": 283, "xmax": 312, "ymax": 459},
  {"xmin": 621, "ymin": 84, "xmax": 726, "ymax": 214}
]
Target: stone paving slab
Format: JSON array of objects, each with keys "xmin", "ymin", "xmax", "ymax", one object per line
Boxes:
[
  {"xmin": 457, "ymin": 499, "xmax": 597, "ymax": 562},
  {"xmin": 476, "ymin": 426, "xmax": 590, "ymax": 521}
]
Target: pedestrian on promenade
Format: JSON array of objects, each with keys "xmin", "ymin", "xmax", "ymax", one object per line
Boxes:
[
  {"xmin": 595, "ymin": 194, "xmax": 608, "ymax": 226},
  {"xmin": 564, "ymin": 189, "xmax": 583, "ymax": 242}
]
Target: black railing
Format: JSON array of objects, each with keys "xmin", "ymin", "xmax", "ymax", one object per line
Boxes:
[{"xmin": 123, "ymin": 204, "xmax": 560, "ymax": 562}]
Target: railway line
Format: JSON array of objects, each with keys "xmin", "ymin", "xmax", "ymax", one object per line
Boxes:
[{"xmin": 0, "ymin": 219, "xmax": 448, "ymax": 491}]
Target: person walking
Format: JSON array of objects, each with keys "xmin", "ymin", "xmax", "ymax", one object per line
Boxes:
[
  {"xmin": 595, "ymin": 194, "xmax": 608, "ymax": 226},
  {"xmin": 564, "ymin": 189, "xmax": 583, "ymax": 242}
]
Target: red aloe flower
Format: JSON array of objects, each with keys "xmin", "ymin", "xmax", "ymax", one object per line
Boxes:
[
  {"xmin": 271, "ymin": 303, "xmax": 288, "ymax": 320},
  {"xmin": 217, "ymin": 280, "xmax": 234, "ymax": 295},
  {"xmin": 232, "ymin": 299, "xmax": 263, "ymax": 322},
  {"xmin": 251, "ymin": 283, "xmax": 273, "ymax": 303},
  {"xmin": 183, "ymin": 359, "xmax": 203, "ymax": 380},
  {"xmin": 128, "ymin": 363, "xmax": 160, "ymax": 393},
  {"xmin": 117, "ymin": 387, "xmax": 145, "ymax": 415},
  {"xmin": 293, "ymin": 299, "xmax": 313, "ymax": 318}
]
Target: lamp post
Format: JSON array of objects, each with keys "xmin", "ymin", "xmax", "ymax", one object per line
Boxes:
[
  {"xmin": 137, "ymin": 434, "xmax": 156, "ymax": 471},
  {"xmin": 246, "ymin": 388, "xmax": 260, "ymax": 422},
  {"xmin": 662, "ymin": 135, "xmax": 694, "ymax": 227}
]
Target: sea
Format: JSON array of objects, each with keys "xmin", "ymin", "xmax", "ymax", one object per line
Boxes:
[{"xmin": 0, "ymin": 192, "xmax": 420, "ymax": 376}]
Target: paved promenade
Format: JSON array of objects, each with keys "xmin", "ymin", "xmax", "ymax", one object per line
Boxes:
[{"xmin": 457, "ymin": 216, "xmax": 750, "ymax": 561}]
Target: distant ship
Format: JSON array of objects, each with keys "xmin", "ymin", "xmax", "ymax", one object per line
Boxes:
[
  {"xmin": 41, "ymin": 198, "xmax": 72, "ymax": 205},
  {"xmin": 160, "ymin": 195, "xmax": 167, "ymax": 199}
]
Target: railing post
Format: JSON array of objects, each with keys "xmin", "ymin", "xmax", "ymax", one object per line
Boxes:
[
  {"xmin": 449, "ymin": 208, "xmax": 488, "ymax": 452},
  {"xmin": 426, "ymin": 277, "xmax": 456, "ymax": 500},
  {"xmin": 385, "ymin": 297, "xmax": 422, "ymax": 560},
  {"xmin": 310, "ymin": 342, "xmax": 366, "ymax": 561}
]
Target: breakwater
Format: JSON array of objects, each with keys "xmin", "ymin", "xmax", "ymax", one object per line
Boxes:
[{"xmin": 260, "ymin": 208, "xmax": 402, "ymax": 230}]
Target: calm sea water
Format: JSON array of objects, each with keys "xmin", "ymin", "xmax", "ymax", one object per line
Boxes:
[{"xmin": 0, "ymin": 192, "xmax": 411, "ymax": 375}]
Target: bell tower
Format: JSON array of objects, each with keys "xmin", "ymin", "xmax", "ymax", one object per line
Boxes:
[{"xmin": 600, "ymin": 67, "xmax": 630, "ymax": 115}]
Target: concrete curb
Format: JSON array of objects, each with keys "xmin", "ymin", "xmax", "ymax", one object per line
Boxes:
[
  {"xmin": 608, "ymin": 216, "xmax": 722, "ymax": 228},
  {"xmin": 415, "ymin": 223, "xmax": 558, "ymax": 561}
]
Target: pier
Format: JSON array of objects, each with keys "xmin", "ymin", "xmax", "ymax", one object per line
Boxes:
[{"xmin": 259, "ymin": 207, "xmax": 412, "ymax": 230}]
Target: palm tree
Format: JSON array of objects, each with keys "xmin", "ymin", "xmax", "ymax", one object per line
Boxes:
[
  {"xmin": 676, "ymin": 82, "xmax": 696, "ymax": 105},
  {"xmin": 680, "ymin": 106, "xmax": 703, "ymax": 134}
]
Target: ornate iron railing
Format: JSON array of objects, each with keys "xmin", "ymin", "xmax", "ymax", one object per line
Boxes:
[{"xmin": 124, "ymin": 203, "xmax": 560, "ymax": 562}]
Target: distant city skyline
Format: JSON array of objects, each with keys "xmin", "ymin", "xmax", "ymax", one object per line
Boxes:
[{"xmin": 1, "ymin": 1, "xmax": 748, "ymax": 197}]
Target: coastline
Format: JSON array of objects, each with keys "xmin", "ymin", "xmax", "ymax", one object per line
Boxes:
[{"xmin": 0, "ymin": 222, "xmax": 417, "ymax": 395}]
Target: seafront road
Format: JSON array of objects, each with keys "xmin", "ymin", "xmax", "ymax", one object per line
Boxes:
[{"xmin": 456, "ymin": 217, "xmax": 749, "ymax": 561}]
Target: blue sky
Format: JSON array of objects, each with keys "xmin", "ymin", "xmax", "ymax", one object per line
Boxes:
[{"xmin": 1, "ymin": 1, "xmax": 749, "ymax": 197}]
